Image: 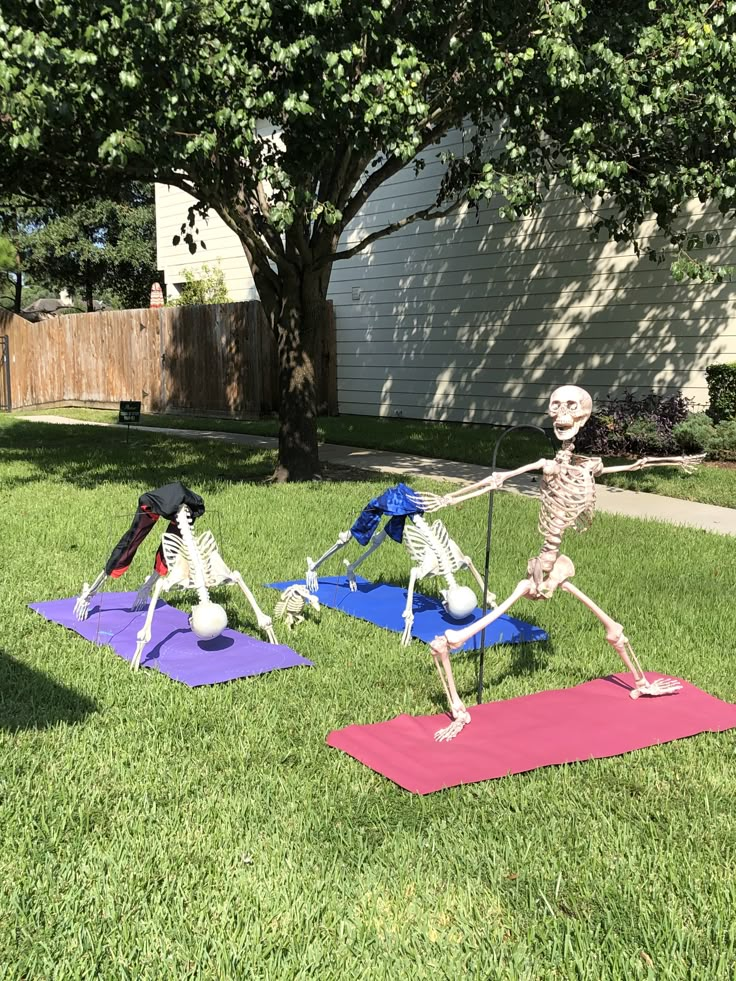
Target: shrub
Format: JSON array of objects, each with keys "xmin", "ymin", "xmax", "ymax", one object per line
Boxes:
[
  {"xmin": 576, "ymin": 390, "xmax": 691, "ymax": 456},
  {"xmin": 673, "ymin": 413, "xmax": 715, "ymax": 453},
  {"xmin": 706, "ymin": 420, "xmax": 736, "ymax": 461},
  {"xmin": 706, "ymin": 363, "xmax": 736, "ymax": 423},
  {"xmin": 171, "ymin": 265, "xmax": 231, "ymax": 306}
]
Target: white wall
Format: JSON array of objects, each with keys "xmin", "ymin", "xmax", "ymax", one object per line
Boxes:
[
  {"xmin": 155, "ymin": 182, "xmax": 259, "ymax": 302},
  {"xmin": 156, "ymin": 133, "xmax": 736, "ymax": 426}
]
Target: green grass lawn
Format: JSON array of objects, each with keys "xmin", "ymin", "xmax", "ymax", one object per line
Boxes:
[
  {"xmin": 21, "ymin": 406, "xmax": 736, "ymax": 509},
  {"xmin": 1, "ymin": 416, "xmax": 735, "ymax": 978}
]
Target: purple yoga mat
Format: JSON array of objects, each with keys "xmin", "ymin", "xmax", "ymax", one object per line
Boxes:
[
  {"xmin": 29, "ymin": 592, "xmax": 312, "ymax": 687},
  {"xmin": 327, "ymin": 674, "xmax": 736, "ymax": 794}
]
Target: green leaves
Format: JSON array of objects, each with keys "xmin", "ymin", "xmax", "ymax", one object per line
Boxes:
[{"xmin": 1, "ymin": 0, "xmax": 735, "ymax": 287}]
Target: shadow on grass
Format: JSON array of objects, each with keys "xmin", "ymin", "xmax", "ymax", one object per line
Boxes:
[
  {"xmin": 426, "ymin": 637, "xmax": 555, "ymax": 711},
  {"xmin": 0, "ymin": 649, "xmax": 97, "ymax": 732},
  {"xmin": 0, "ymin": 420, "xmax": 275, "ymax": 490}
]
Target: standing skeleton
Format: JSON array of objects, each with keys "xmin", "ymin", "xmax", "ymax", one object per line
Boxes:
[
  {"xmin": 414, "ymin": 386, "xmax": 703, "ymax": 741},
  {"xmin": 74, "ymin": 482, "xmax": 276, "ymax": 670},
  {"xmin": 306, "ymin": 482, "xmax": 496, "ymax": 646}
]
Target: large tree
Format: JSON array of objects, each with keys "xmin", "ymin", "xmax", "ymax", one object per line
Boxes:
[
  {"xmin": 0, "ymin": 185, "xmax": 156, "ymax": 312},
  {"xmin": 21, "ymin": 183, "xmax": 157, "ymax": 311},
  {"xmin": 1, "ymin": 1, "xmax": 735, "ymax": 478}
]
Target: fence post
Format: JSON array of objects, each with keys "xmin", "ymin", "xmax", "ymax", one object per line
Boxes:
[
  {"xmin": 1, "ymin": 335, "xmax": 10, "ymax": 412},
  {"xmin": 158, "ymin": 306, "xmax": 168, "ymax": 413}
]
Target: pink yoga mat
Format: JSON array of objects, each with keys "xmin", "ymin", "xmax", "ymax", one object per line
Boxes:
[{"xmin": 327, "ymin": 674, "xmax": 736, "ymax": 793}]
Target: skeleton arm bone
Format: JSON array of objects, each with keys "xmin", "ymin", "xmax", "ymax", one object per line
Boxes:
[
  {"xmin": 599, "ymin": 453, "xmax": 705, "ymax": 476},
  {"xmin": 231, "ymin": 571, "xmax": 277, "ymax": 644},
  {"xmin": 306, "ymin": 530, "xmax": 352, "ymax": 592},
  {"xmin": 343, "ymin": 529, "xmax": 388, "ymax": 591},
  {"xmin": 412, "ymin": 459, "xmax": 549, "ymax": 513},
  {"xmin": 131, "ymin": 576, "xmax": 168, "ymax": 671}
]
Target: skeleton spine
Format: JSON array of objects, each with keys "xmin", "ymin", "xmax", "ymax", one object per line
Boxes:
[
  {"xmin": 536, "ymin": 443, "xmax": 593, "ymax": 564},
  {"xmin": 176, "ymin": 506, "xmax": 210, "ymax": 605}
]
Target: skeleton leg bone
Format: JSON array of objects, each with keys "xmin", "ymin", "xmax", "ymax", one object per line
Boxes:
[
  {"xmin": 231, "ymin": 571, "xmax": 277, "ymax": 644},
  {"xmin": 130, "ymin": 577, "xmax": 168, "ymax": 671},
  {"xmin": 400, "ymin": 566, "xmax": 422, "ymax": 646},
  {"xmin": 343, "ymin": 529, "xmax": 388, "ymax": 592},
  {"xmin": 306, "ymin": 530, "xmax": 352, "ymax": 592},
  {"xmin": 430, "ymin": 579, "xmax": 534, "ymax": 741},
  {"xmin": 560, "ymin": 581, "xmax": 681, "ymax": 698}
]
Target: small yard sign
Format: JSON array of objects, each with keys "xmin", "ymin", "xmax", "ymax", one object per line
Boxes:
[{"xmin": 118, "ymin": 400, "xmax": 141, "ymax": 424}]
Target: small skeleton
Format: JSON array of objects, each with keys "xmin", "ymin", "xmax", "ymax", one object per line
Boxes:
[
  {"xmin": 74, "ymin": 482, "xmax": 276, "ymax": 670},
  {"xmin": 305, "ymin": 483, "xmax": 496, "ymax": 646},
  {"xmin": 274, "ymin": 584, "xmax": 321, "ymax": 629},
  {"xmin": 413, "ymin": 385, "xmax": 705, "ymax": 741}
]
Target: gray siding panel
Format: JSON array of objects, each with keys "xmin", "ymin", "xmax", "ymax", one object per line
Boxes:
[{"xmin": 156, "ymin": 127, "xmax": 736, "ymax": 427}]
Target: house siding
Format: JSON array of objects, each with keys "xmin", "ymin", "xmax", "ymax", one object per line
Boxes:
[{"xmin": 156, "ymin": 132, "xmax": 736, "ymax": 427}]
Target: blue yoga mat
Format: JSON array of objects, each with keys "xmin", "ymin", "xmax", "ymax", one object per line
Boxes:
[{"xmin": 267, "ymin": 577, "xmax": 547, "ymax": 651}]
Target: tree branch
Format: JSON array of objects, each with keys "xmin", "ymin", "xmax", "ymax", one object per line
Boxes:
[{"xmin": 316, "ymin": 198, "xmax": 467, "ymax": 267}]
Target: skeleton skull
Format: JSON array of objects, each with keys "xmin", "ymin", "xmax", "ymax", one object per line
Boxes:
[{"xmin": 548, "ymin": 385, "xmax": 593, "ymax": 442}]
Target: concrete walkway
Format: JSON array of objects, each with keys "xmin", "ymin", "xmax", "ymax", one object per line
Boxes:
[{"xmin": 20, "ymin": 414, "xmax": 736, "ymax": 537}]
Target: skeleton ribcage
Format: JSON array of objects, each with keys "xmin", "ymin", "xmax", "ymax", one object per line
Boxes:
[
  {"xmin": 403, "ymin": 517, "xmax": 465, "ymax": 576},
  {"xmin": 538, "ymin": 465, "xmax": 595, "ymax": 547},
  {"xmin": 161, "ymin": 529, "xmax": 227, "ymax": 588},
  {"xmin": 274, "ymin": 590, "xmax": 304, "ymax": 620}
]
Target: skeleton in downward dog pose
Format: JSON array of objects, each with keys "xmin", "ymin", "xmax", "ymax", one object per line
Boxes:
[
  {"xmin": 74, "ymin": 482, "xmax": 276, "ymax": 670},
  {"xmin": 413, "ymin": 386, "xmax": 704, "ymax": 741},
  {"xmin": 305, "ymin": 483, "xmax": 496, "ymax": 645}
]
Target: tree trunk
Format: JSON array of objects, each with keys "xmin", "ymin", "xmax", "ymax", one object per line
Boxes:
[
  {"xmin": 85, "ymin": 278, "xmax": 94, "ymax": 312},
  {"xmin": 269, "ymin": 269, "xmax": 329, "ymax": 482}
]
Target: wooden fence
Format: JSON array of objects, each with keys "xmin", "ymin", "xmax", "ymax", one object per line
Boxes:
[{"xmin": 0, "ymin": 301, "xmax": 338, "ymax": 417}]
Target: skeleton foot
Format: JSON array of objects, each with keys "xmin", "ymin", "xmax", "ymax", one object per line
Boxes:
[
  {"xmin": 630, "ymin": 676, "xmax": 682, "ymax": 699},
  {"xmin": 401, "ymin": 612, "xmax": 414, "ymax": 646},
  {"xmin": 434, "ymin": 713, "xmax": 471, "ymax": 742},
  {"xmin": 132, "ymin": 572, "xmax": 160, "ymax": 611},
  {"xmin": 429, "ymin": 634, "xmax": 471, "ymax": 740},
  {"xmin": 130, "ymin": 630, "xmax": 149, "ymax": 671},
  {"xmin": 344, "ymin": 560, "xmax": 358, "ymax": 592},
  {"xmin": 305, "ymin": 560, "xmax": 318, "ymax": 593}
]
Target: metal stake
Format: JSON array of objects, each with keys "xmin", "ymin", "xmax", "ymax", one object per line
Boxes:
[{"xmin": 477, "ymin": 424, "xmax": 555, "ymax": 704}]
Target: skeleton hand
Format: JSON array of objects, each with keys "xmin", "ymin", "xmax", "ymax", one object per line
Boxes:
[
  {"xmin": 630, "ymin": 676, "xmax": 682, "ymax": 699},
  {"xmin": 485, "ymin": 591, "xmax": 498, "ymax": 610},
  {"xmin": 305, "ymin": 559, "xmax": 318, "ymax": 593},
  {"xmin": 257, "ymin": 613, "xmax": 277, "ymax": 645},
  {"xmin": 679, "ymin": 453, "xmax": 706, "ymax": 474},
  {"xmin": 74, "ymin": 584, "xmax": 93, "ymax": 621},
  {"xmin": 408, "ymin": 491, "xmax": 450, "ymax": 514}
]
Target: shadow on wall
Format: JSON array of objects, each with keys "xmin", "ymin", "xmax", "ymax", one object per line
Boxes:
[
  {"xmin": 332, "ymin": 159, "xmax": 735, "ymax": 427},
  {"xmin": 0, "ymin": 649, "xmax": 97, "ymax": 732}
]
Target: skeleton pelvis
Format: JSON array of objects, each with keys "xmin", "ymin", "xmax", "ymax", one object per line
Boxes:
[{"xmin": 527, "ymin": 554, "xmax": 576, "ymax": 599}]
